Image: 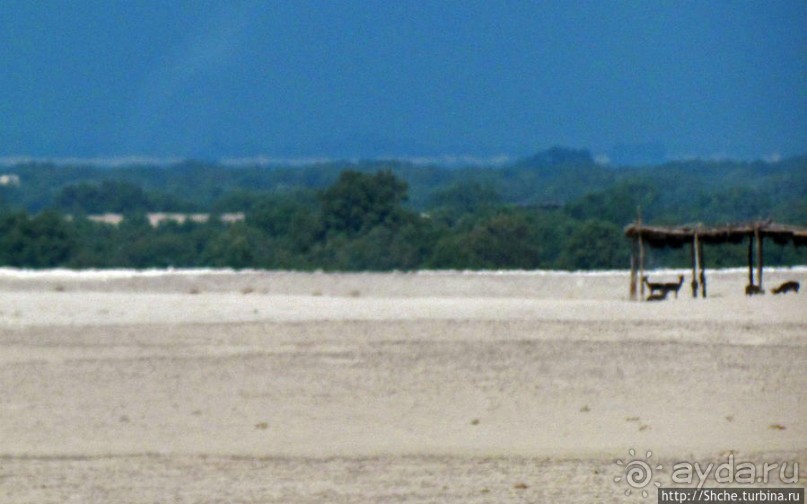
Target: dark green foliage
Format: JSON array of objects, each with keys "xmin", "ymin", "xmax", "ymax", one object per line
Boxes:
[
  {"xmin": 429, "ymin": 181, "xmax": 501, "ymax": 219},
  {"xmin": 0, "ymin": 153, "xmax": 804, "ymax": 271},
  {"xmin": 0, "ymin": 211, "xmax": 75, "ymax": 267},
  {"xmin": 566, "ymin": 181, "xmax": 659, "ymax": 225},
  {"xmin": 201, "ymin": 223, "xmax": 275, "ymax": 269},
  {"xmin": 55, "ymin": 180, "xmax": 195, "ymax": 214},
  {"xmin": 311, "ymin": 223, "xmax": 435, "ymax": 271},
  {"xmin": 320, "ymin": 170, "xmax": 409, "ymax": 236},
  {"xmin": 430, "ymin": 213, "xmax": 541, "ymax": 269},
  {"xmin": 557, "ymin": 220, "xmax": 630, "ymax": 270},
  {"xmin": 691, "ymin": 188, "xmax": 772, "ymax": 224},
  {"xmin": 3, "ymin": 151, "xmax": 804, "ymax": 216}
]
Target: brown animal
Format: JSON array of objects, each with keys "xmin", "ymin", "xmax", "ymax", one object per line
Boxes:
[
  {"xmin": 772, "ymin": 281, "xmax": 799, "ymax": 295},
  {"xmin": 643, "ymin": 275, "xmax": 685, "ymax": 299},
  {"xmin": 646, "ymin": 290, "xmax": 669, "ymax": 302},
  {"xmin": 745, "ymin": 284, "xmax": 765, "ymax": 296}
]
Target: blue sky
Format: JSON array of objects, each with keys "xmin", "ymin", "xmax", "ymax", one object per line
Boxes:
[{"xmin": 1, "ymin": 1, "xmax": 805, "ymax": 162}]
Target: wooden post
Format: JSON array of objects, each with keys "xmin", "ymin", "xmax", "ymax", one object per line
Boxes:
[
  {"xmin": 629, "ymin": 237, "xmax": 638, "ymax": 301},
  {"xmin": 638, "ymin": 232, "xmax": 645, "ymax": 300},
  {"xmin": 747, "ymin": 234, "xmax": 754, "ymax": 287},
  {"xmin": 637, "ymin": 208, "xmax": 645, "ymax": 300},
  {"xmin": 698, "ymin": 235, "xmax": 706, "ymax": 298},
  {"xmin": 755, "ymin": 226, "xmax": 764, "ymax": 291},
  {"xmin": 690, "ymin": 235, "xmax": 699, "ymax": 298}
]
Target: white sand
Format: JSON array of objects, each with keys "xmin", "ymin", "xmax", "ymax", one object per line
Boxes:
[{"xmin": 0, "ymin": 269, "xmax": 805, "ymax": 502}]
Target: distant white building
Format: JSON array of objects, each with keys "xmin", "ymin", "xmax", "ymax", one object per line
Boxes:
[
  {"xmin": 85, "ymin": 212, "xmax": 245, "ymax": 227},
  {"xmin": 86, "ymin": 213, "xmax": 124, "ymax": 225},
  {"xmin": 0, "ymin": 174, "xmax": 20, "ymax": 186}
]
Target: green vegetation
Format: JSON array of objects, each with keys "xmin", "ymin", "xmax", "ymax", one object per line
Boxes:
[{"xmin": 0, "ymin": 149, "xmax": 804, "ymax": 270}]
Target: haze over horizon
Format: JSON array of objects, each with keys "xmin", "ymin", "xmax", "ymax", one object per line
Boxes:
[{"xmin": 2, "ymin": 1, "xmax": 806, "ymax": 165}]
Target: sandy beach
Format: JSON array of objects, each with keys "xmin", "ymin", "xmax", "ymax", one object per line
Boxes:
[{"xmin": 1, "ymin": 268, "xmax": 805, "ymax": 502}]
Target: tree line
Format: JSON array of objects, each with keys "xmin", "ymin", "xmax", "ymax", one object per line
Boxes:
[
  {"xmin": 3, "ymin": 147, "xmax": 805, "ymax": 215},
  {"xmin": 0, "ymin": 166, "xmax": 803, "ymax": 270}
]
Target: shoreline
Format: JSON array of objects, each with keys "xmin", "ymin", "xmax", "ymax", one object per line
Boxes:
[{"xmin": 1, "ymin": 265, "xmax": 806, "ymax": 278}]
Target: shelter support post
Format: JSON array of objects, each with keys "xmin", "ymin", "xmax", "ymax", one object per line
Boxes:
[
  {"xmin": 638, "ymin": 232, "xmax": 645, "ymax": 300},
  {"xmin": 629, "ymin": 238, "xmax": 638, "ymax": 301},
  {"xmin": 690, "ymin": 236, "xmax": 699, "ymax": 298},
  {"xmin": 698, "ymin": 235, "xmax": 706, "ymax": 298},
  {"xmin": 755, "ymin": 226, "xmax": 764, "ymax": 291},
  {"xmin": 747, "ymin": 234, "xmax": 754, "ymax": 287}
]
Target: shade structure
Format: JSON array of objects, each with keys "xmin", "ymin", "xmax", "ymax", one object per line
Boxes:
[{"xmin": 624, "ymin": 220, "xmax": 806, "ymax": 301}]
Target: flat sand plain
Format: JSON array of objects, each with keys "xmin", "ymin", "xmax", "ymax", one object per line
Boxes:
[{"xmin": 1, "ymin": 268, "xmax": 805, "ymax": 502}]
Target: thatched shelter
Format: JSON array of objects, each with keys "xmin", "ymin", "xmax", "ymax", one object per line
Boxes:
[{"xmin": 624, "ymin": 220, "xmax": 807, "ymax": 300}]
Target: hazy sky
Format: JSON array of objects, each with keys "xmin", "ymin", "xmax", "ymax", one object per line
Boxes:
[{"xmin": 1, "ymin": 1, "xmax": 805, "ymax": 162}]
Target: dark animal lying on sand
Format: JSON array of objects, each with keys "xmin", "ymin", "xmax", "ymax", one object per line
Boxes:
[{"xmin": 772, "ymin": 281, "xmax": 799, "ymax": 295}]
